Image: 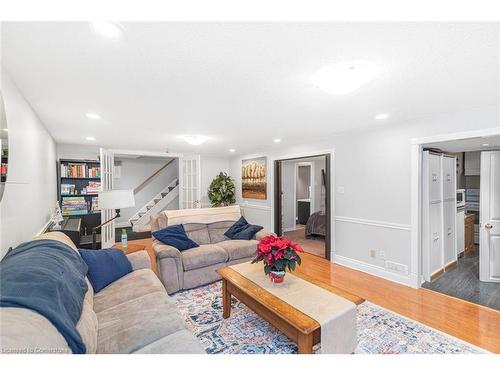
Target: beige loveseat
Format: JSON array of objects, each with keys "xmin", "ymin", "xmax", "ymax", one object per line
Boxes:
[
  {"xmin": 0, "ymin": 232, "xmax": 205, "ymax": 354},
  {"xmin": 150, "ymin": 205, "xmax": 273, "ymax": 294}
]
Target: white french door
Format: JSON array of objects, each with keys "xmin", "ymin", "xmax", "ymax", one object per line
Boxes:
[
  {"xmin": 100, "ymin": 148, "xmax": 115, "ymax": 248},
  {"xmin": 480, "ymin": 151, "xmax": 500, "ymax": 283},
  {"xmin": 179, "ymin": 155, "xmax": 201, "ymax": 209}
]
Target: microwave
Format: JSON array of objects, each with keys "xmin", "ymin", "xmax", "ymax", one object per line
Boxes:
[{"xmin": 456, "ymin": 189, "xmax": 465, "ymax": 208}]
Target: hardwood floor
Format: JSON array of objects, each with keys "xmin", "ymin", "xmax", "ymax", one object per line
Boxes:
[
  {"xmin": 284, "ymin": 227, "xmax": 326, "ymax": 258},
  {"xmin": 129, "ymin": 238, "xmax": 500, "ymax": 353},
  {"xmin": 294, "ymin": 253, "xmax": 500, "ymax": 353}
]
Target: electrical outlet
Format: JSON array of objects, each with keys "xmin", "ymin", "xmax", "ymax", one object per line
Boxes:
[
  {"xmin": 369, "ymin": 249, "xmax": 377, "ymax": 258},
  {"xmin": 385, "ymin": 261, "xmax": 409, "ymax": 275}
]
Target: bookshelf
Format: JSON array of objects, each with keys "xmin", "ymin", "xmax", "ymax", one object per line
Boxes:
[{"xmin": 57, "ymin": 158, "xmax": 102, "ymax": 248}]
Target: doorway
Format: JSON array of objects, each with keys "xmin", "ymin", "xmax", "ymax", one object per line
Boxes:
[
  {"xmin": 274, "ymin": 154, "xmax": 331, "ymax": 260},
  {"xmin": 417, "ymin": 135, "xmax": 500, "ymax": 310}
]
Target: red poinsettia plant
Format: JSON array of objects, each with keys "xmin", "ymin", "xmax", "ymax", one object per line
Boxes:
[{"xmin": 252, "ymin": 235, "xmax": 304, "ymax": 281}]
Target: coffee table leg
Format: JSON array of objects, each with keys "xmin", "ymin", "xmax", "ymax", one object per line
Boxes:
[
  {"xmin": 222, "ymin": 279, "xmax": 231, "ymax": 319},
  {"xmin": 297, "ymin": 332, "xmax": 313, "ymax": 354}
]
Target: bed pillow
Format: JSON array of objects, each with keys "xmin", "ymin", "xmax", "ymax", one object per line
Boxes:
[
  {"xmin": 152, "ymin": 224, "xmax": 199, "ymax": 251},
  {"xmin": 79, "ymin": 248, "xmax": 133, "ymax": 293}
]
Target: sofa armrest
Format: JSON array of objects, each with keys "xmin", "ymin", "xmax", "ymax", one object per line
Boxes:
[
  {"xmin": 254, "ymin": 230, "xmax": 277, "ymax": 241},
  {"xmin": 152, "ymin": 241, "xmax": 182, "ymax": 260},
  {"xmin": 152, "ymin": 240, "xmax": 184, "ymax": 293},
  {"xmin": 127, "ymin": 250, "xmax": 151, "ymax": 271}
]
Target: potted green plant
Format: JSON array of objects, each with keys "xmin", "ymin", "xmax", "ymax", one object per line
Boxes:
[{"xmin": 208, "ymin": 172, "xmax": 236, "ymax": 207}]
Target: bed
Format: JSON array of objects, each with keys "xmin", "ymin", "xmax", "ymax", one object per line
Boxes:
[{"xmin": 305, "ymin": 211, "xmax": 326, "ymax": 238}]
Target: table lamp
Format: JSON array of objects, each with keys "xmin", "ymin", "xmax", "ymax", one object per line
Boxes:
[{"xmin": 92, "ymin": 189, "xmax": 135, "ymax": 249}]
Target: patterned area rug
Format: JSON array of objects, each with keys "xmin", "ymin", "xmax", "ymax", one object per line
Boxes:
[{"xmin": 173, "ymin": 281, "xmax": 486, "ymax": 354}]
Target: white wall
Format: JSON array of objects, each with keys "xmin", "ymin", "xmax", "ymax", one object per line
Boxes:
[
  {"xmin": 0, "ymin": 71, "xmax": 57, "ymax": 258},
  {"xmin": 281, "ymin": 161, "xmax": 296, "ymax": 231},
  {"xmin": 200, "ymin": 156, "xmax": 231, "ymax": 207},
  {"xmin": 229, "ymin": 105, "xmax": 500, "ymax": 286}
]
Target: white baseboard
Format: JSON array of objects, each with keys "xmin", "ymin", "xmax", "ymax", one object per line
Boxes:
[{"xmin": 333, "ymin": 254, "xmax": 415, "ymax": 287}]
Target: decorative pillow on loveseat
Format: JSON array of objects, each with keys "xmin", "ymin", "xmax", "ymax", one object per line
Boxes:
[
  {"xmin": 79, "ymin": 248, "xmax": 133, "ymax": 293},
  {"xmin": 224, "ymin": 216, "xmax": 263, "ymax": 240},
  {"xmin": 152, "ymin": 224, "xmax": 200, "ymax": 251}
]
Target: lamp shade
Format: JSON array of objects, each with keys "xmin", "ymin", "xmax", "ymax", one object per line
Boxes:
[{"xmin": 98, "ymin": 189, "xmax": 135, "ymax": 209}]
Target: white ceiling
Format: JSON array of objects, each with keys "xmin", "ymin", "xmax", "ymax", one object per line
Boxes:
[
  {"xmin": 425, "ymin": 134, "xmax": 500, "ymax": 152},
  {"xmin": 2, "ymin": 22, "xmax": 500, "ymax": 156}
]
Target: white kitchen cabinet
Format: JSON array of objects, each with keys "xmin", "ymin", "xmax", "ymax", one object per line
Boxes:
[
  {"xmin": 428, "ymin": 153, "xmax": 442, "ymax": 203},
  {"xmin": 443, "ymin": 200, "xmax": 456, "ymax": 266},
  {"xmin": 422, "ymin": 151, "xmax": 457, "ymax": 282},
  {"xmin": 442, "ymin": 156, "xmax": 456, "ymax": 200},
  {"xmin": 464, "ymin": 151, "xmax": 481, "ymax": 176},
  {"xmin": 456, "ymin": 209, "xmax": 465, "ymax": 256},
  {"xmin": 428, "ymin": 202, "xmax": 444, "ymax": 275}
]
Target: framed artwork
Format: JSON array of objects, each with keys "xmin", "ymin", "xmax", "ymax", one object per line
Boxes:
[{"xmin": 241, "ymin": 157, "xmax": 267, "ymax": 200}]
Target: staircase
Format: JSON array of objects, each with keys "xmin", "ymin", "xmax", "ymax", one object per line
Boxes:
[{"xmin": 129, "ymin": 178, "xmax": 179, "ymax": 232}]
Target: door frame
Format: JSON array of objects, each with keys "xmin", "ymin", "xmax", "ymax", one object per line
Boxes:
[
  {"xmin": 273, "ymin": 150, "xmax": 333, "ymax": 261},
  {"xmin": 411, "ymin": 127, "xmax": 500, "ymax": 288}
]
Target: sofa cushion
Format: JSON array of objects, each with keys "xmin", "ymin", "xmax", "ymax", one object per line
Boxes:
[
  {"xmin": 132, "ymin": 330, "xmax": 205, "ymax": 354},
  {"xmin": 96, "ymin": 291, "xmax": 186, "ymax": 354},
  {"xmin": 218, "ymin": 240, "xmax": 259, "ymax": 261},
  {"xmin": 183, "ymin": 223, "xmax": 211, "ymax": 245},
  {"xmin": 93, "ymin": 269, "xmax": 166, "ymax": 313},
  {"xmin": 181, "ymin": 244, "xmax": 228, "ymax": 271},
  {"xmin": 76, "ymin": 299, "xmax": 98, "ymax": 354},
  {"xmin": 79, "ymin": 248, "xmax": 133, "ymax": 293},
  {"xmin": 207, "ymin": 220, "xmax": 235, "ymax": 243},
  {"xmin": 152, "ymin": 224, "xmax": 199, "ymax": 251}
]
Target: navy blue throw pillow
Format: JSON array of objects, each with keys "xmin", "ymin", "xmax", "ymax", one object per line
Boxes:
[
  {"xmin": 224, "ymin": 216, "xmax": 249, "ymax": 238},
  {"xmin": 225, "ymin": 216, "xmax": 263, "ymax": 240},
  {"xmin": 152, "ymin": 224, "xmax": 199, "ymax": 251},
  {"xmin": 79, "ymin": 248, "xmax": 133, "ymax": 293},
  {"xmin": 232, "ymin": 224, "xmax": 263, "ymax": 240}
]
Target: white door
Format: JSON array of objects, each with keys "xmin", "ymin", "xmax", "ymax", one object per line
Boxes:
[
  {"xmin": 100, "ymin": 148, "xmax": 115, "ymax": 248},
  {"xmin": 179, "ymin": 155, "xmax": 201, "ymax": 209},
  {"xmin": 480, "ymin": 151, "xmax": 500, "ymax": 283}
]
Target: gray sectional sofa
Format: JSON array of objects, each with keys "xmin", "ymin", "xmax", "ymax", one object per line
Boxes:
[
  {"xmin": 150, "ymin": 205, "xmax": 273, "ymax": 294},
  {"xmin": 0, "ymin": 232, "xmax": 205, "ymax": 354}
]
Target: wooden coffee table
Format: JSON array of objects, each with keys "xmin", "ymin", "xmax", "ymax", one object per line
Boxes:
[{"xmin": 217, "ymin": 266, "xmax": 364, "ymax": 354}]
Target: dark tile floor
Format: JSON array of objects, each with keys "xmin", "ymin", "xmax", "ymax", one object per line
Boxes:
[{"xmin": 422, "ymin": 250, "xmax": 500, "ymax": 311}]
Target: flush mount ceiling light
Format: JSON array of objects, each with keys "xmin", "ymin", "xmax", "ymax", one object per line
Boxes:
[
  {"xmin": 180, "ymin": 135, "xmax": 211, "ymax": 146},
  {"xmin": 90, "ymin": 22, "xmax": 125, "ymax": 39},
  {"xmin": 86, "ymin": 136, "xmax": 96, "ymax": 141},
  {"xmin": 229, "ymin": 148, "xmax": 236, "ymax": 153},
  {"xmin": 273, "ymin": 138, "xmax": 281, "ymax": 143},
  {"xmin": 311, "ymin": 60, "xmax": 380, "ymax": 95},
  {"xmin": 86, "ymin": 113, "xmax": 102, "ymax": 120},
  {"xmin": 375, "ymin": 113, "xmax": 389, "ymax": 120}
]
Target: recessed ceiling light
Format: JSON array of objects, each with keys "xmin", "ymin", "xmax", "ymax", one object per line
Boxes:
[
  {"xmin": 229, "ymin": 149, "xmax": 236, "ymax": 153},
  {"xmin": 90, "ymin": 22, "xmax": 124, "ymax": 39},
  {"xmin": 375, "ymin": 113, "xmax": 389, "ymax": 120},
  {"xmin": 273, "ymin": 138, "xmax": 281, "ymax": 143},
  {"xmin": 86, "ymin": 136, "xmax": 96, "ymax": 141},
  {"xmin": 482, "ymin": 143, "xmax": 490, "ymax": 147},
  {"xmin": 86, "ymin": 113, "xmax": 101, "ymax": 120},
  {"xmin": 180, "ymin": 135, "xmax": 210, "ymax": 146},
  {"xmin": 311, "ymin": 60, "xmax": 380, "ymax": 95}
]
